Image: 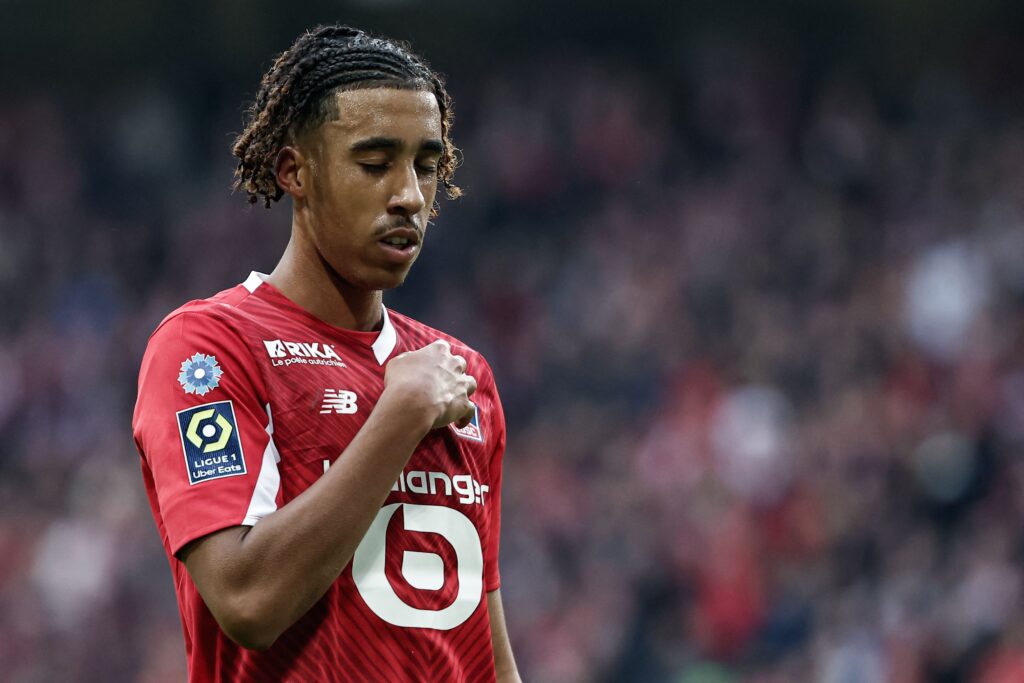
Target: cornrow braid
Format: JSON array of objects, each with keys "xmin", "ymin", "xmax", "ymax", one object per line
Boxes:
[{"xmin": 232, "ymin": 25, "xmax": 461, "ymax": 208}]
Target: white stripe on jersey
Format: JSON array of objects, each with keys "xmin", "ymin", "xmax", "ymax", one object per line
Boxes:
[{"xmin": 242, "ymin": 403, "xmax": 282, "ymax": 526}]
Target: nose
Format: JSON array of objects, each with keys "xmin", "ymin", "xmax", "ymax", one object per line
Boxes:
[{"xmin": 387, "ymin": 162, "xmax": 426, "ymax": 218}]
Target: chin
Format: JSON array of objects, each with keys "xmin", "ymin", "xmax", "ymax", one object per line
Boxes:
[
  {"xmin": 359, "ymin": 267, "xmax": 413, "ymax": 292},
  {"xmin": 326, "ymin": 258, "xmax": 413, "ymax": 292}
]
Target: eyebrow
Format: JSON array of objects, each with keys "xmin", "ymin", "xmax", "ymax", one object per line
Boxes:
[
  {"xmin": 350, "ymin": 137, "xmax": 444, "ymax": 154},
  {"xmin": 420, "ymin": 139, "xmax": 444, "ymax": 154}
]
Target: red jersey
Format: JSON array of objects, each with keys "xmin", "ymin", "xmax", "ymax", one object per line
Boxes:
[{"xmin": 132, "ymin": 272, "xmax": 505, "ymax": 683}]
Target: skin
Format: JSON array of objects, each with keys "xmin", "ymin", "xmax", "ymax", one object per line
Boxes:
[
  {"xmin": 180, "ymin": 88, "xmax": 521, "ymax": 681},
  {"xmin": 270, "ymin": 87, "xmax": 441, "ymax": 330}
]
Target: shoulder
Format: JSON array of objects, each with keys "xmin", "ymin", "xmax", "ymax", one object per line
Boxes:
[
  {"xmin": 134, "ymin": 284, "xmax": 271, "ymax": 435},
  {"xmin": 151, "ymin": 283, "xmax": 253, "ymax": 335},
  {"xmin": 136, "ymin": 283, "xmax": 271, "ymax": 406},
  {"xmin": 145, "ymin": 283, "xmax": 269, "ymax": 356}
]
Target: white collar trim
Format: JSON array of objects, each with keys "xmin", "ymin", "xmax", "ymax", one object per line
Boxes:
[
  {"xmin": 245, "ymin": 272, "xmax": 397, "ymax": 365},
  {"xmin": 242, "ymin": 271, "xmax": 265, "ymax": 293},
  {"xmin": 372, "ymin": 305, "xmax": 397, "ymax": 365}
]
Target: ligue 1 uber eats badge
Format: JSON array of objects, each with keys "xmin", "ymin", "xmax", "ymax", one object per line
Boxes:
[{"xmin": 176, "ymin": 401, "xmax": 247, "ymax": 485}]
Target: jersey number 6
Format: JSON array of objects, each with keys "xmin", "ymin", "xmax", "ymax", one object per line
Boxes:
[{"xmin": 352, "ymin": 503, "xmax": 484, "ymax": 630}]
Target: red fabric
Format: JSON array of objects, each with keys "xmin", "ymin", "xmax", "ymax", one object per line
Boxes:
[{"xmin": 133, "ymin": 276, "xmax": 505, "ymax": 683}]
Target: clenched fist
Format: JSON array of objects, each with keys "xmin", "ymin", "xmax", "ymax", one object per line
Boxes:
[{"xmin": 384, "ymin": 339, "xmax": 477, "ymax": 430}]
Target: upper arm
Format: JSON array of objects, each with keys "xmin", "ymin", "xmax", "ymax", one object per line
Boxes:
[
  {"xmin": 178, "ymin": 524, "xmax": 249, "ymax": 591},
  {"xmin": 178, "ymin": 525, "xmax": 254, "ymax": 628},
  {"xmin": 133, "ymin": 311, "xmax": 276, "ymax": 555},
  {"xmin": 177, "ymin": 524, "xmax": 280, "ymax": 649},
  {"xmin": 488, "ymin": 589, "xmax": 521, "ymax": 683}
]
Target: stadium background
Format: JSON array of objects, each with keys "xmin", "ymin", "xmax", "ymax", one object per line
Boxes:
[{"xmin": 3, "ymin": 0, "xmax": 1024, "ymax": 680}]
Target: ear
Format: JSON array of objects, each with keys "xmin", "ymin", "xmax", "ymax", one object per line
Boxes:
[{"xmin": 274, "ymin": 145, "xmax": 310, "ymax": 200}]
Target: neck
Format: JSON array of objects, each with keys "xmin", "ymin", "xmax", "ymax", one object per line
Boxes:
[{"xmin": 267, "ymin": 232, "xmax": 383, "ymax": 332}]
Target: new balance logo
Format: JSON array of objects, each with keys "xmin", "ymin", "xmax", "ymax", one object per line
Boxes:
[
  {"xmin": 320, "ymin": 389, "xmax": 358, "ymax": 414},
  {"xmin": 263, "ymin": 339, "xmax": 346, "ymax": 368}
]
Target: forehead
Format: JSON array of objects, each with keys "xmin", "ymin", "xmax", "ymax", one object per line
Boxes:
[{"xmin": 323, "ymin": 88, "xmax": 441, "ymax": 142}]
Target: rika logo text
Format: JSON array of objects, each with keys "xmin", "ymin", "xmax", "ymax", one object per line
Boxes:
[{"xmin": 263, "ymin": 339, "xmax": 346, "ymax": 368}]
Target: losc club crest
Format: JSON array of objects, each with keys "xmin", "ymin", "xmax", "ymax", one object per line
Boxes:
[{"xmin": 449, "ymin": 403, "xmax": 484, "ymax": 443}]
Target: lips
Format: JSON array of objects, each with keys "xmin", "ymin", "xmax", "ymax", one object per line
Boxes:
[
  {"xmin": 376, "ymin": 226, "xmax": 421, "ymax": 264},
  {"xmin": 377, "ymin": 227, "xmax": 421, "ymax": 250}
]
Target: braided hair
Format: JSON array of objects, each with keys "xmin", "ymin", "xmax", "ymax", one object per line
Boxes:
[{"xmin": 232, "ymin": 25, "xmax": 461, "ymax": 208}]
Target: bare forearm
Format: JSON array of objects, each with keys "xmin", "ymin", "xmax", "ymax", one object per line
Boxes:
[
  {"xmin": 183, "ymin": 389, "xmax": 432, "ymax": 647},
  {"xmin": 243, "ymin": 390, "xmax": 432, "ymax": 583}
]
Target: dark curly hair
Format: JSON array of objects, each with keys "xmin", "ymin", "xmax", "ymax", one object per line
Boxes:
[{"xmin": 232, "ymin": 24, "xmax": 461, "ymax": 208}]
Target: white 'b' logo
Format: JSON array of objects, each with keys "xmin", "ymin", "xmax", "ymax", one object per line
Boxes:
[{"xmin": 352, "ymin": 503, "xmax": 483, "ymax": 630}]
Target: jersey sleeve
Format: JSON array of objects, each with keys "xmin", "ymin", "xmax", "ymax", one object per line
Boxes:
[
  {"xmin": 481, "ymin": 359, "xmax": 506, "ymax": 593},
  {"xmin": 133, "ymin": 310, "xmax": 280, "ymax": 556}
]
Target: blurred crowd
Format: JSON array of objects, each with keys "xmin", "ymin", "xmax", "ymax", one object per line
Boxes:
[{"xmin": 2, "ymin": 31, "xmax": 1024, "ymax": 683}]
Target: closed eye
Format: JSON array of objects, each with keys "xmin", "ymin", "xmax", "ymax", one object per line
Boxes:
[{"xmin": 359, "ymin": 162, "xmax": 390, "ymax": 174}]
